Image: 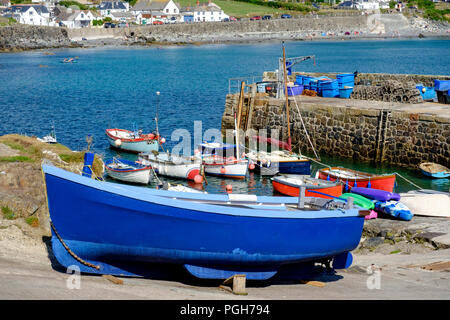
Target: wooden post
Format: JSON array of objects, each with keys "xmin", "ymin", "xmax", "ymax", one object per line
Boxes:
[
  {"xmin": 282, "ymin": 44, "xmax": 292, "ymax": 152},
  {"xmin": 298, "ymin": 186, "xmax": 306, "ymax": 209},
  {"xmin": 220, "ymin": 274, "xmax": 247, "ymax": 295}
]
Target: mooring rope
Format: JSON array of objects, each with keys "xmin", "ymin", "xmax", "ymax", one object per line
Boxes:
[
  {"xmin": 50, "ymin": 221, "xmax": 100, "ymax": 270},
  {"xmin": 290, "ymin": 90, "xmax": 320, "ymax": 160},
  {"xmin": 393, "ymin": 172, "xmax": 423, "ymax": 190}
]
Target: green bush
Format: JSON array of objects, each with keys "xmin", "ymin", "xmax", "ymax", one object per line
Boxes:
[
  {"xmin": 58, "ymin": 1, "xmax": 88, "ymax": 10},
  {"xmin": 2, "ymin": 206, "xmax": 16, "ymax": 220},
  {"xmin": 25, "ymin": 216, "xmax": 39, "ymax": 227},
  {"xmin": 93, "ymin": 19, "xmax": 104, "ymax": 26}
]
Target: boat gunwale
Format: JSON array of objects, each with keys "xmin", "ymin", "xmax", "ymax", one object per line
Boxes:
[
  {"xmin": 105, "ymin": 128, "xmax": 160, "ymax": 143},
  {"xmin": 319, "ymin": 167, "xmax": 396, "ymax": 181},
  {"xmin": 272, "ymin": 176, "xmax": 343, "ymax": 190},
  {"xmin": 43, "ymin": 164, "xmax": 361, "ymax": 220}
]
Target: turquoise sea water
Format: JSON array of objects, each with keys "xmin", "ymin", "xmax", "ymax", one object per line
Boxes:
[{"xmin": 1, "ymin": 39, "xmax": 449, "ymax": 194}]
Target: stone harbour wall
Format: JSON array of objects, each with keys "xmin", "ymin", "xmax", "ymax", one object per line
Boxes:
[{"xmin": 222, "ymin": 94, "xmax": 450, "ymax": 169}]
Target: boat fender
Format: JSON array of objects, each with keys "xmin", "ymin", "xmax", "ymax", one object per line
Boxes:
[
  {"xmin": 353, "ymin": 180, "xmax": 357, "ymax": 187},
  {"xmin": 249, "ymin": 163, "xmax": 255, "ymax": 170},
  {"xmin": 344, "ymin": 181, "xmax": 349, "ymax": 191},
  {"xmin": 220, "ymin": 166, "xmax": 226, "ymax": 174},
  {"xmin": 367, "ymin": 180, "xmax": 371, "ymax": 188},
  {"xmin": 114, "ymin": 139, "xmax": 122, "ymax": 147}
]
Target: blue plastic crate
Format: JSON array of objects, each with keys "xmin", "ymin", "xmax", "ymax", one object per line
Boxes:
[
  {"xmin": 322, "ymin": 88, "xmax": 339, "ymax": 98},
  {"xmin": 337, "ymin": 73, "xmax": 355, "ymax": 83},
  {"xmin": 295, "ymin": 75, "xmax": 303, "ymax": 86},
  {"xmin": 320, "ymin": 80, "xmax": 339, "ymax": 90},
  {"xmin": 434, "ymin": 80, "xmax": 450, "ymax": 92},
  {"xmin": 339, "ymin": 87, "xmax": 353, "ymax": 99},
  {"xmin": 416, "ymin": 85, "xmax": 436, "ymax": 101},
  {"xmin": 302, "ymin": 76, "xmax": 313, "ymax": 86},
  {"xmin": 285, "ymin": 85, "xmax": 304, "ymax": 96}
]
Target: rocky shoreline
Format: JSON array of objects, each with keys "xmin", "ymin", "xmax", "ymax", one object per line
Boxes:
[{"xmin": 1, "ymin": 13, "xmax": 449, "ymax": 52}]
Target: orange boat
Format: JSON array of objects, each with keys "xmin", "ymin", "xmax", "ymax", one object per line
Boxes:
[
  {"xmin": 272, "ymin": 175, "xmax": 343, "ymax": 199},
  {"xmin": 316, "ymin": 167, "xmax": 396, "ymax": 193}
]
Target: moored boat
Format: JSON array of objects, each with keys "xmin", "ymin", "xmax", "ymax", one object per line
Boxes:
[
  {"xmin": 419, "ymin": 162, "xmax": 450, "ymax": 179},
  {"xmin": 247, "ymin": 150, "xmax": 311, "ymax": 176},
  {"xmin": 198, "ymin": 142, "xmax": 248, "ymax": 179},
  {"xmin": 139, "ymin": 152, "xmax": 201, "ymax": 181},
  {"xmin": 317, "ymin": 167, "xmax": 396, "ymax": 192},
  {"xmin": 105, "ymin": 128, "xmax": 163, "ymax": 154},
  {"xmin": 104, "ymin": 158, "xmax": 152, "ymax": 184},
  {"xmin": 272, "ymin": 174, "xmax": 342, "ymax": 198},
  {"xmin": 42, "ymin": 163, "xmax": 367, "ymax": 280}
]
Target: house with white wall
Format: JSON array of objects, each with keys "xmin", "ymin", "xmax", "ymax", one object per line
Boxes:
[
  {"xmin": 132, "ymin": 0, "xmax": 181, "ymax": 23},
  {"xmin": 192, "ymin": 1, "xmax": 228, "ymax": 22},
  {"xmin": 56, "ymin": 7, "xmax": 95, "ymax": 28},
  {"xmin": 98, "ymin": 1, "xmax": 129, "ymax": 18},
  {"xmin": 4, "ymin": 5, "xmax": 52, "ymax": 26},
  {"xmin": 355, "ymin": 0, "xmax": 380, "ymax": 10}
]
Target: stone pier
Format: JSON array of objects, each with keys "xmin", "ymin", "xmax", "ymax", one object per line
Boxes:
[{"xmin": 221, "ymin": 87, "xmax": 450, "ymax": 169}]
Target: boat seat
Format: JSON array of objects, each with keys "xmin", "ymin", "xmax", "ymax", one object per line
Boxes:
[{"xmin": 228, "ymin": 194, "xmax": 258, "ymax": 202}]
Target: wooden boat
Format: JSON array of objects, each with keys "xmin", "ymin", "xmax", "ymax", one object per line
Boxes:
[
  {"xmin": 42, "ymin": 163, "xmax": 367, "ymax": 280},
  {"xmin": 247, "ymin": 150, "xmax": 311, "ymax": 176},
  {"xmin": 399, "ymin": 190, "xmax": 450, "ymax": 218},
  {"xmin": 316, "ymin": 167, "xmax": 396, "ymax": 193},
  {"xmin": 139, "ymin": 152, "xmax": 200, "ymax": 181},
  {"xmin": 271, "ymin": 174, "xmax": 342, "ymax": 198},
  {"xmin": 105, "ymin": 128, "xmax": 162, "ymax": 154},
  {"xmin": 419, "ymin": 162, "xmax": 450, "ymax": 179},
  {"xmin": 104, "ymin": 158, "xmax": 152, "ymax": 184},
  {"xmin": 198, "ymin": 142, "xmax": 248, "ymax": 179}
]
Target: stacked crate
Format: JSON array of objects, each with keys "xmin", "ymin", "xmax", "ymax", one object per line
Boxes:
[{"xmin": 434, "ymin": 80, "xmax": 450, "ymax": 104}]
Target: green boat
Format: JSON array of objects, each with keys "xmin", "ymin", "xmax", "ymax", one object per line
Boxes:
[{"xmin": 340, "ymin": 193, "xmax": 374, "ymax": 210}]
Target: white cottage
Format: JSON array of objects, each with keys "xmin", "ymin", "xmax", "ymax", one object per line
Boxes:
[
  {"xmin": 192, "ymin": 1, "xmax": 228, "ymax": 22},
  {"xmin": 4, "ymin": 5, "xmax": 51, "ymax": 26},
  {"xmin": 132, "ymin": 0, "xmax": 181, "ymax": 23},
  {"xmin": 56, "ymin": 8, "xmax": 95, "ymax": 28}
]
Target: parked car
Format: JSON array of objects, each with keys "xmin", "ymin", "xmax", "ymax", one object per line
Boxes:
[
  {"xmin": 312, "ymin": 3, "xmax": 320, "ymax": 9},
  {"xmin": 281, "ymin": 14, "xmax": 292, "ymax": 19},
  {"xmin": 344, "ymin": 31, "xmax": 350, "ymax": 35},
  {"xmin": 223, "ymin": 17, "xmax": 230, "ymax": 22},
  {"xmin": 262, "ymin": 15, "xmax": 271, "ymax": 20},
  {"xmin": 250, "ymin": 16, "xmax": 261, "ymax": 21},
  {"xmin": 153, "ymin": 20, "xmax": 163, "ymax": 25},
  {"xmin": 104, "ymin": 22, "xmax": 112, "ymax": 28},
  {"xmin": 229, "ymin": 16, "xmax": 237, "ymax": 21},
  {"xmin": 117, "ymin": 22, "xmax": 127, "ymax": 28}
]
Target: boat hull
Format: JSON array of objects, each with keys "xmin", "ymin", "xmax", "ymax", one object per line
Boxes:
[
  {"xmin": 318, "ymin": 168, "xmax": 396, "ymax": 192},
  {"xmin": 105, "ymin": 166, "xmax": 151, "ymax": 185},
  {"xmin": 272, "ymin": 176, "xmax": 342, "ymax": 199},
  {"xmin": 419, "ymin": 162, "xmax": 450, "ymax": 179},
  {"xmin": 107, "ymin": 135, "xmax": 159, "ymax": 154},
  {"xmin": 420, "ymin": 169, "xmax": 450, "ymax": 179},
  {"xmin": 250, "ymin": 158, "xmax": 311, "ymax": 176},
  {"xmin": 43, "ymin": 165, "xmax": 364, "ymax": 279},
  {"xmin": 203, "ymin": 160, "xmax": 248, "ymax": 179},
  {"xmin": 139, "ymin": 153, "xmax": 200, "ymax": 181}
]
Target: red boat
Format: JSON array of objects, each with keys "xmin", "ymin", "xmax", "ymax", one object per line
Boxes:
[
  {"xmin": 272, "ymin": 175, "xmax": 343, "ymax": 199},
  {"xmin": 316, "ymin": 167, "xmax": 396, "ymax": 193}
]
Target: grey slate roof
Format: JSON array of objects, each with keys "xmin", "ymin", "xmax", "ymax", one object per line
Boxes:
[
  {"xmin": 6, "ymin": 5, "xmax": 49, "ymax": 15},
  {"xmin": 132, "ymin": 0, "xmax": 180, "ymax": 12},
  {"xmin": 98, "ymin": 1, "xmax": 127, "ymax": 10}
]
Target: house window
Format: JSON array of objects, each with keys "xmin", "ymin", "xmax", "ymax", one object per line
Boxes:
[
  {"xmin": 166, "ymin": 9, "xmax": 169, "ymax": 13},
  {"xmin": 173, "ymin": 9, "xmax": 176, "ymax": 13}
]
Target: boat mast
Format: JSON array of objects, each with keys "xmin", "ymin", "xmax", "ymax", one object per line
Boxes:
[
  {"xmin": 282, "ymin": 43, "xmax": 292, "ymax": 152},
  {"xmin": 155, "ymin": 91, "xmax": 160, "ymax": 142}
]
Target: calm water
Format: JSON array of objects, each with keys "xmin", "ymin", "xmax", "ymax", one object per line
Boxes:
[{"xmin": 1, "ymin": 39, "xmax": 449, "ymax": 193}]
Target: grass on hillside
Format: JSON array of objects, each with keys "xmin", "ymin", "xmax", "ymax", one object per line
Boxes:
[
  {"xmin": 0, "ymin": 134, "xmax": 103, "ymax": 176},
  {"xmin": 176, "ymin": 0, "xmax": 305, "ymax": 17}
]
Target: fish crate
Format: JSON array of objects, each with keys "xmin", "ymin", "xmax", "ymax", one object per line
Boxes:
[
  {"xmin": 286, "ymin": 85, "xmax": 304, "ymax": 96},
  {"xmin": 416, "ymin": 85, "xmax": 437, "ymax": 101},
  {"xmin": 434, "ymin": 79, "xmax": 450, "ymax": 92},
  {"xmin": 339, "ymin": 87, "xmax": 354, "ymax": 99},
  {"xmin": 322, "ymin": 88, "xmax": 340, "ymax": 98},
  {"xmin": 295, "ymin": 75, "xmax": 303, "ymax": 86}
]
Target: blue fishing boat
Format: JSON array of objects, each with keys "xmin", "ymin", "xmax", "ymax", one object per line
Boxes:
[
  {"xmin": 42, "ymin": 163, "xmax": 366, "ymax": 280},
  {"xmin": 419, "ymin": 162, "xmax": 450, "ymax": 179}
]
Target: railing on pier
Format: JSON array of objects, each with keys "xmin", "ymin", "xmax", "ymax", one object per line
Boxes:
[{"xmin": 228, "ymin": 76, "xmax": 262, "ymax": 94}]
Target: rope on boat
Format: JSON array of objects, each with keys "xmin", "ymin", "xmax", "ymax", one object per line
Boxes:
[
  {"xmin": 50, "ymin": 221, "xmax": 101, "ymax": 270},
  {"xmin": 290, "ymin": 91, "xmax": 320, "ymax": 160},
  {"xmin": 393, "ymin": 172, "xmax": 423, "ymax": 190}
]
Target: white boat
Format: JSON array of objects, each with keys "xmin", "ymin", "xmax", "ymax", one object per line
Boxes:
[
  {"xmin": 246, "ymin": 150, "xmax": 311, "ymax": 176},
  {"xmin": 104, "ymin": 158, "xmax": 152, "ymax": 185},
  {"xmin": 139, "ymin": 151, "xmax": 201, "ymax": 181},
  {"xmin": 198, "ymin": 142, "xmax": 248, "ymax": 179},
  {"xmin": 105, "ymin": 128, "xmax": 162, "ymax": 154},
  {"xmin": 37, "ymin": 126, "xmax": 57, "ymax": 144}
]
